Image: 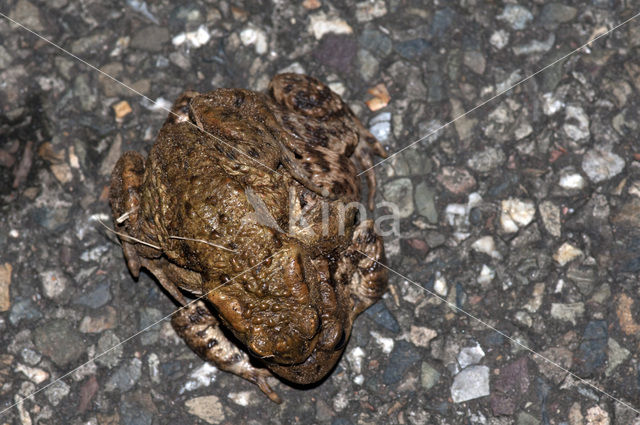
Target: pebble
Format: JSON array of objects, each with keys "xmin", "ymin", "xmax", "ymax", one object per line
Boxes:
[
  {"xmin": 467, "ymin": 147, "xmax": 505, "ymax": 173},
  {"xmin": 313, "ymin": 34, "xmax": 357, "ymax": 73},
  {"xmin": 491, "ymin": 357, "xmax": 530, "ymax": 415},
  {"xmin": 74, "ymin": 281, "xmax": 112, "ymax": 309},
  {"xmin": 605, "ymin": 338, "xmax": 630, "ymax": 376},
  {"xmin": 409, "ymin": 325, "xmax": 437, "ymax": 348},
  {"xmin": 582, "ymin": 148, "xmax": 625, "ymax": 183},
  {"xmin": 414, "ymin": 182, "xmax": 438, "ymax": 223},
  {"xmin": 105, "ymin": 358, "xmax": 142, "ymax": 392},
  {"xmin": 240, "ymin": 26, "xmax": 268, "ymax": 55},
  {"xmin": 433, "ymin": 276, "xmax": 448, "ymax": 296},
  {"xmin": 95, "ymin": 331, "xmax": 123, "ymax": 368},
  {"xmin": 559, "ymin": 170, "xmax": 586, "ymax": 190},
  {"xmin": 364, "ymin": 302, "xmax": 400, "ymax": 333},
  {"xmin": 120, "ymin": 398, "xmax": 154, "ymax": 425},
  {"xmin": 437, "ymin": 166, "xmax": 476, "ymax": 195},
  {"xmin": 553, "ymin": 242, "xmax": 583, "ymax": 266},
  {"xmin": 131, "ymin": 26, "xmax": 169, "ymax": 52},
  {"xmin": 382, "ymin": 178, "xmax": 414, "ymax": 218},
  {"xmin": 382, "ymin": 340, "xmax": 421, "ymax": 385},
  {"xmin": 542, "ymin": 92, "xmax": 565, "ymax": 115},
  {"xmin": 538, "ymin": 201, "xmax": 562, "ymax": 237},
  {"xmin": 0, "ymin": 45, "xmax": 13, "ymax": 70},
  {"xmin": 39, "ymin": 269, "xmax": 68, "ymax": 299},
  {"xmin": 44, "ymin": 381, "xmax": 70, "ymax": 406},
  {"xmin": 185, "ymin": 395, "xmax": 225, "ymax": 424},
  {"xmin": 490, "ymin": 30, "xmax": 509, "ymax": 50},
  {"xmin": 180, "ymin": 363, "xmax": 218, "ymax": 393},
  {"xmin": 477, "ymin": 265, "xmax": 495, "ymax": 285},
  {"xmin": 451, "ymin": 365, "xmax": 490, "ymax": 403},
  {"xmin": 34, "ymin": 319, "xmax": 84, "ymax": 367},
  {"xmin": 355, "ymin": 0, "xmax": 387, "ymax": 22},
  {"xmin": 563, "ymin": 105, "xmax": 590, "ymax": 142},
  {"xmin": 79, "ymin": 306, "xmax": 117, "ymax": 333},
  {"xmin": 112, "ymin": 100, "xmax": 132, "ymax": 120},
  {"xmin": 359, "ymin": 28, "xmax": 392, "ymax": 57},
  {"xmin": 457, "ymin": 342, "xmax": 485, "ymax": 369},
  {"xmin": 10, "ymin": 0, "xmax": 45, "ymax": 32},
  {"xmin": 369, "ymin": 112, "xmax": 391, "ymax": 142},
  {"xmin": 463, "ymin": 51, "xmax": 486, "ymax": 75},
  {"xmin": 523, "ymin": 283, "xmax": 545, "ymax": 313},
  {"xmin": 450, "ymin": 98, "xmax": 477, "ymax": 141},
  {"xmin": 513, "ymin": 34, "xmax": 555, "ymax": 56},
  {"xmin": 395, "ymin": 38, "xmax": 432, "ymax": 61},
  {"xmin": 0, "ymin": 263, "xmax": 11, "ymax": 312},
  {"xmin": 370, "ymin": 330, "xmax": 394, "ymax": 354},
  {"xmin": 550, "ymin": 302, "xmax": 585, "ymax": 325},
  {"xmin": 15, "ymin": 363, "xmax": 49, "ymax": 384},
  {"xmin": 420, "ymin": 362, "xmax": 441, "ymax": 391},
  {"xmin": 575, "ymin": 321, "xmax": 608, "ymax": 375},
  {"xmin": 9, "ymin": 298, "xmax": 43, "ymax": 325},
  {"xmin": 228, "ymin": 391, "xmax": 253, "ymax": 406},
  {"xmin": 346, "ymin": 346, "xmax": 365, "ymax": 375},
  {"xmin": 471, "ymin": 236, "xmax": 502, "ymax": 259},
  {"xmin": 500, "ymin": 199, "xmax": 536, "ymax": 233},
  {"xmin": 539, "ymin": 3, "xmax": 577, "ymax": 28},
  {"xmin": 309, "ymin": 11, "xmax": 352, "ymax": 40},
  {"xmin": 585, "ymin": 405, "xmax": 610, "ymax": 425},
  {"xmin": 497, "ymin": 5, "xmax": 533, "ymax": 30}
]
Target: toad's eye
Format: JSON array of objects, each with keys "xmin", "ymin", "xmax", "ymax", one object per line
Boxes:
[{"xmin": 334, "ymin": 330, "xmax": 347, "ymax": 351}]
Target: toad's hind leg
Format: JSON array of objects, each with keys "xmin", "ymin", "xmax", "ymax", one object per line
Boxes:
[
  {"xmin": 171, "ymin": 300, "xmax": 282, "ymax": 403},
  {"xmin": 337, "ymin": 220, "xmax": 388, "ymax": 316}
]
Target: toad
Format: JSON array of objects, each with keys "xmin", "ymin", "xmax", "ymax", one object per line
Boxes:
[{"xmin": 109, "ymin": 74, "xmax": 388, "ymax": 402}]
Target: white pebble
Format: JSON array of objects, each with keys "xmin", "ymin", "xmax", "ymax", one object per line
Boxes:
[
  {"xmin": 471, "ymin": 236, "xmax": 501, "ymax": 259},
  {"xmin": 309, "ymin": 12, "xmax": 353, "ymax": 40},
  {"xmin": 16, "ymin": 364, "xmax": 49, "ymax": 384},
  {"xmin": 559, "ymin": 172, "xmax": 585, "ymax": 189},
  {"xmin": 500, "ymin": 198, "xmax": 535, "ymax": 233},
  {"xmin": 542, "ymin": 92, "xmax": 564, "ymax": 115},
  {"xmin": 553, "ymin": 242, "xmax": 583, "ymax": 266},
  {"xmin": 228, "ymin": 391, "xmax": 252, "ymax": 406},
  {"xmin": 240, "ymin": 26, "xmax": 268, "ymax": 55},
  {"xmin": 370, "ymin": 330, "xmax": 394, "ymax": 354},
  {"xmin": 433, "ymin": 276, "xmax": 448, "ymax": 296},
  {"xmin": 477, "ymin": 265, "xmax": 495, "ymax": 285}
]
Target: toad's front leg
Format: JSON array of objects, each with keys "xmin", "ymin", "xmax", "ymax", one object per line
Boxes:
[{"xmin": 171, "ymin": 300, "xmax": 282, "ymax": 403}]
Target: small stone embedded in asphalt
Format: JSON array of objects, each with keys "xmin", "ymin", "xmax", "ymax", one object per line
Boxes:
[
  {"xmin": 558, "ymin": 169, "xmax": 586, "ymax": 190},
  {"xmin": 369, "ymin": 112, "xmax": 391, "ymax": 142},
  {"xmin": 539, "ymin": 3, "xmax": 577, "ymax": 28},
  {"xmin": 359, "ymin": 28, "xmax": 392, "ymax": 57},
  {"xmin": 95, "ymin": 330, "xmax": 123, "ymax": 368},
  {"xmin": 394, "ymin": 38, "xmax": 432, "ymax": 61},
  {"xmin": 184, "ymin": 395, "xmax": 225, "ymax": 424},
  {"xmin": 44, "ymin": 380, "xmax": 70, "ymax": 406},
  {"xmin": 364, "ymin": 301, "xmax": 400, "ymax": 333},
  {"xmin": 538, "ymin": 201, "xmax": 562, "ymax": 237},
  {"xmin": 414, "ymin": 182, "xmax": 438, "ymax": 223},
  {"xmin": 139, "ymin": 307, "xmax": 163, "ymax": 345},
  {"xmin": 382, "ymin": 340, "xmax": 421, "ymax": 385},
  {"xmin": 457, "ymin": 342, "xmax": 485, "ymax": 369},
  {"xmin": 553, "ymin": 242, "xmax": 583, "ymax": 266},
  {"xmin": 575, "ymin": 320, "xmax": 608, "ymax": 376},
  {"xmin": 451, "ymin": 365, "xmax": 490, "ymax": 403},
  {"xmin": 131, "ymin": 26, "xmax": 170, "ymax": 52},
  {"xmin": 105, "ymin": 358, "xmax": 142, "ymax": 392},
  {"xmin": 313, "ymin": 34, "xmax": 357, "ymax": 72},
  {"xmin": 421, "ymin": 361, "xmax": 441, "ymax": 391},
  {"xmin": 120, "ymin": 398, "xmax": 154, "ymax": 425},
  {"xmin": 74, "ymin": 280, "xmax": 112, "ymax": 309},
  {"xmin": 490, "ymin": 30, "xmax": 509, "ymax": 49},
  {"xmin": 491, "ymin": 357, "xmax": 530, "ymax": 415},
  {"xmin": 550, "ymin": 302, "xmax": 584, "ymax": 325},
  {"xmin": 563, "ymin": 105, "xmax": 590, "ymax": 142},
  {"xmin": 500, "ymin": 198, "xmax": 536, "ymax": 233},
  {"xmin": 34, "ymin": 319, "xmax": 85, "ymax": 367},
  {"xmin": 606, "ymin": 338, "xmax": 630, "ymax": 377},
  {"xmin": 582, "ymin": 148, "xmax": 625, "ymax": 183},
  {"xmin": 497, "ymin": 5, "xmax": 533, "ymax": 30},
  {"xmin": 467, "ymin": 146, "xmax": 505, "ymax": 173},
  {"xmin": 437, "ymin": 166, "xmax": 476, "ymax": 195},
  {"xmin": 382, "ymin": 178, "xmax": 414, "ymax": 218}
]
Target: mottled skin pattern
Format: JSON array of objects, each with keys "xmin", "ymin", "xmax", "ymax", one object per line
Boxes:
[{"xmin": 109, "ymin": 74, "xmax": 388, "ymax": 402}]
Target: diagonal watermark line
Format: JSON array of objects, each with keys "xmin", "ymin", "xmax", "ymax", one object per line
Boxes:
[
  {"xmin": 358, "ymin": 10, "xmax": 640, "ymax": 176},
  {"xmin": 356, "ymin": 249, "xmax": 640, "ymax": 415},
  {"xmin": 0, "ymin": 11, "xmax": 282, "ymax": 177},
  {"xmin": 0, "ymin": 252, "xmax": 277, "ymax": 417}
]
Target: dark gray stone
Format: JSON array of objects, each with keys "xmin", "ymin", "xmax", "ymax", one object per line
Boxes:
[
  {"xmin": 364, "ymin": 301, "xmax": 400, "ymax": 333},
  {"xmin": 383, "ymin": 340, "xmax": 421, "ymax": 385},
  {"xmin": 34, "ymin": 319, "xmax": 85, "ymax": 367}
]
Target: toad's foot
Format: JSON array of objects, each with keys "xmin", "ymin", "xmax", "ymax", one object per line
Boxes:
[{"xmin": 171, "ymin": 300, "xmax": 282, "ymax": 403}]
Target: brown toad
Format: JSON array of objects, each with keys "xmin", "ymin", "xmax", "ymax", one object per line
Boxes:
[{"xmin": 109, "ymin": 74, "xmax": 388, "ymax": 402}]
